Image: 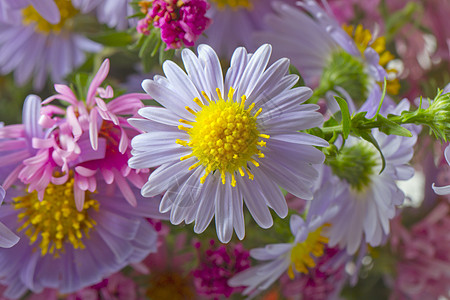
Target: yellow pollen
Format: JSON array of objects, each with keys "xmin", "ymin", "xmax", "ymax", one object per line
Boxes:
[
  {"xmin": 343, "ymin": 24, "xmax": 400, "ymax": 95},
  {"xmin": 178, "ymin": 87, "xmax": 269, "ymax": 186},
  {"xmin": 13, "ymin": 178, "xmax": 99, "ymax": 257},
  {"xmin": 288, "ymin": 224, "xmax": 330, "ymax": 279},
  {"xmin": 211, "ymin": 0, "xmax": 253, "ymax": 10},
  {"xmin": 22, "ymin": 0, "xmax": 78, "ymax": 34}
]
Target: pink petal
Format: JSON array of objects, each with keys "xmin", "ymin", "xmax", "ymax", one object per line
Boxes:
[
  {"xmin": 74, "ymin": 184, "xmax": 85, "ymax": 211},
  {"xmin": 75, "ymin": 166, "xmax": 97, "ymax": 177},
  {"xmin": 54, "ymin": 84, "xmax": 78, "ymax": 105},
  {"xmin": 66, "ymin": 105, "xmax": 82, "ymax": 138},
  {"xmin": 2, "ymin": 164, "xmax": 23, "ymax": 189},
  {"xmin": 102, "ymin": 168, "xmax": 115, "ymax": 184},
  {"xmin": 51, "ymin": 172, "xmax": 69, "ymax": 185},
  {"xmin": 89, "ymin": 108, "xmax": 99, "ymax": 150},
  {"xmin": 87, "ymin": 59, "xmax": 110, "ymax": 106},
  {"xmin": 114, "ymin": 170, "xmax": 137, "ymax": 207},
  {"xmin": 118, "ymin": 127, "xmax": 128, "ymax": 154},
  {"xmin": 38, "ymin": 114, "xmax": 57, "ymax": 128}
]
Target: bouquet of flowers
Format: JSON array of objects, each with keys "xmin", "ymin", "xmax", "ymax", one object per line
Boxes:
[{"xmin": 0, "ymin": 0, "xmax": 449, "ymax": 299}]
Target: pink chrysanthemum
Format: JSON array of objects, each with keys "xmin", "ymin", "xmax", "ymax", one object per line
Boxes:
[
  {"xmin": 192, "ymin": 240, "xmax": 251, "ymax": 298},
  {"xmin": 390, "ymin": 202, "xmax": 450, "ymax": 300},
  {"xmin": 137, "ymin": 0, "xmax": 211, "ymax": 49},
  {"xmin": 33, "ymin": 59, "xmax": 151, "ymax": 208}
]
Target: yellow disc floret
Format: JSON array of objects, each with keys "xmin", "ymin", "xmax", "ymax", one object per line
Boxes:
[
  {"xmin": 177, "ymin": 87, "xmax": 269, "ymax": 187},
  {"xmin": 342, "ymin": 24, "xmax": 400, "ymax": 95},
  {"xmin": 22, "ymin": 0, "xmax": 78, "ymax": 34},
  {"xmin": 211, "ymin": 0, "xmax": 253, "ymax": 10},
  {"xmin": 288, "ymin": 224, "xmax": 329, "ymax": 279},
  {"xmin": 13, "ymin": 178, "xmax": 99, "ymax": 257}
]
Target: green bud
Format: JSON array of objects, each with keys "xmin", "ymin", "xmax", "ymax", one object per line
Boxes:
[
  {"xmin": 399, "ymin": 90, "xmax": 450, "ymax": 141},
  {"xmin": 327, "ymin": 142, "xmax": 378, "ymax": 191},
  {"xmin": 312, "ymin": 50, "xmax": 370, "ymax": 103}
]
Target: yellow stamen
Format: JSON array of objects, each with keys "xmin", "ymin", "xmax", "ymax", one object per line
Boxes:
[
  {"xmin": 179, "ymin": 87, "xmax": 268, "ymax": 186},
  {"xmin": 22, "ymin": 0, "xmax": 78, "ymax": 34},
  {"xmin": 288, "ymin": 224, "xmax": 330, "ymax": 278},
  {"xmin": 13, "ymin": 178, "xmax": 99, "ymax": 257}
]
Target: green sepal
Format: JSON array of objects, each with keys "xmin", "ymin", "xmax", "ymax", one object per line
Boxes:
[
  {"xmin": 335, "ymin": 96, "xmax": 351, "ymax": 139},
  {"xmin": 377, "ymin": 115, "xmax": 412, "ymax": 137},
  {"xmin": 288, "ymin": 64, "xmax": 305, "ymax": 88},
  {"xmin": 359, "ymin": 131, "xmax": 386, "ymax": 174}
]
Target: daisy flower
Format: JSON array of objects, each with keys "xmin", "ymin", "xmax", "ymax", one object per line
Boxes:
[
  {"xmin": 0, "ymin": 186, "xmax": 19, "ymax": 248},
  {"xmin": 0, "ymin": 0, "xmax": 102, "ymax": 90},
  {"xmin": 227, "ymin": 214, "xmax": 332, "ymax": 297},
  {"xmin": 197, "ymin": 0, "xmax": 276, "ymax": 57},
  {"xmin": 256, "ymin": 0, "xmax": 399, "ymax": 103},
  {"xmin": 309, "ymin": 99, "xmax": 418, "ymax": 254},
  {"xmin": 128, "ymin": 44, "xmax": 327, "ymax": 243},
  {"xmin": 0, "ymin": 178, "xmax": 162, "ymax": 299}
]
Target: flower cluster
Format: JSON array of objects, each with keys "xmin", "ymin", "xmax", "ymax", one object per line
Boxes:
[{"xmin": 137, "ymin": 0, "xmax": 211, "ymax": 49}]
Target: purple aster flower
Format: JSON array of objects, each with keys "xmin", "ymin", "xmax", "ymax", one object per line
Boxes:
[
  {"xmin": 0, "ymin": 178, "xmax": 162, "ymax": 299},
  {"xmin": 197, "ymin": 0, "xmax": 285, "ymax": 58},
  {"xmin": 0, "ymin": 0, "xmax": 102, "ymax": 90},
  {"xmin": 128, "ymin": 43, "xmax": 327, "ymax": 243},
  {"xmin": 192, "ymin": 240, "xmax": 251, "ymax": 298},
  {"xmin": 72, "ymin": 0, "xmax": 136, "ymax": 30},
  {"xmin": 228, "ymin": 214, "xmax": 333, "ymax": 297},
  {"xmin": 0, "ymin": 186, "xmax": 19, "ymax": 248},
  {"xmin": 279, "ymin": 246, "xmax": 347, "ymax": 300},
  {"xmin": 256, "ymin": 0, "xmax": 399, "ymax": 102},
  {"xmin": 0, "ymin": 95, "xmax": 46, "ymax": 190},
  {"xmin": 0, "ymin": 0, "xmax": 60, "ymax": 24},
  {"xmin": 309, "ymin": 99, "xmax": 418, "ymax": 254},
  {"xmin": 432, "ymin": 144, "xmax": 450, "ymax": 196}
]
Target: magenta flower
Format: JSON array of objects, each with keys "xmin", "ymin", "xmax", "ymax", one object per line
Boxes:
[
  {"xmin": 138, "ymin": 0, "xmax": 211, "ymax": 49},
  {"xmin": 192, "ymin": 240, "xmax": 251, "ymax": 298}
]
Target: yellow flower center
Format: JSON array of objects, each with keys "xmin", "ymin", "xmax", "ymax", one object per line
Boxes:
[
  {"xmin": 22, "ymin": 0, "xmax": 78, "ymax": 34},
  {"xmin": 342, "ymin": 24, "xmax": 400, "ymax": 95},
  {"xmin": 288, "ymin": 224, "xmax": 329, "ymax": 279},
  {"xmin": 211, "ymin": 0, "xmax": 253, "ymax": 10},
  {"xmin": 13, "ymin": 178, "xmax": 99, "ymax": 257},
  {"xmin": 177, "ymin": 87, "xmax": 269, "ymax": 186}
]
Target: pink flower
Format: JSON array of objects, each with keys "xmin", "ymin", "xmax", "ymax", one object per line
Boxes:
[
  {"xmin": 139, "ymin": 0, "xmax": 211, "ymax": 49},
  {"xmin": 34, "ymin": 59, "xmax": 151, "ymax": 209},
  {"xmin": 192, "ymin": 240, "xmax": 251, "ymax": 298},
  {"xmin": 390, "ymin": 202, "xmax": 450, "ymax": 300}
]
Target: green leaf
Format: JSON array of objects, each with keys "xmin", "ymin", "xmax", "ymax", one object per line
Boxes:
[
  {"xmin": 377, "ymin": 115, "xmax": 412, "ymax": 137},
  {"xmin": 335, "ymin": 96, "xmax": 351, "ymax": 139},
  {"xmin": 90, "ymin": 31, "xmax": 133, "ymax": 47},
  {"xmin": 359, "ymin": 131, "xmax": 386, "ymax": 174}
]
